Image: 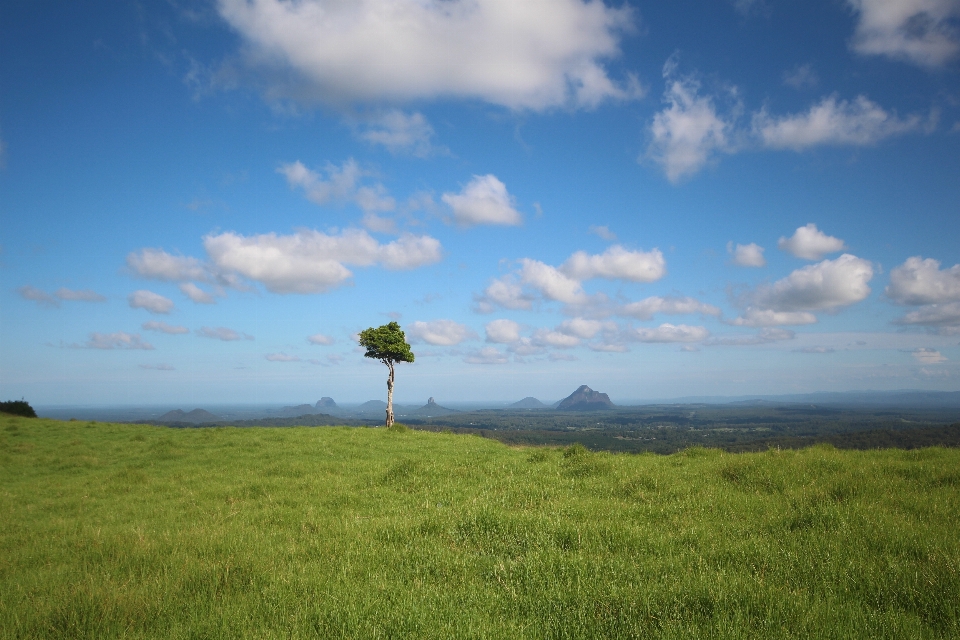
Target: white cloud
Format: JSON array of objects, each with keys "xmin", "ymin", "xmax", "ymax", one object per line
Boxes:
[
  {"xmin": 485, "ymin": 319, "xmax": 522, "ymax": 344},
  {"xmin": 407, "ymin": 320, "xmax": 477, "ymax": 346},
  {"xmin": 126, "ymin": 248, "xmax": 210, "ymax": 282},
  {"xmin": 886, "ymin": 256, "xmax": 960, "ymax": 305},
  {"xmin": 359, "ymin": 110, "xmax": 438, "ymax": 157},
  {"xmin": 464, "ymin": 346, "xmax": 509, "ymax": 365},
  {"xmin": 912, "ymin": 347, "xmax": 947, "ymax": 363},
  {"xmin": 128, "ymin": 290, "xmax": 175, "ymax": 314},
  {"xmin": 474, "ymin": 277, "xmax": 534, "ymax": 313},
  {"xmin": 442, "ymin": 175, "xmax": 522, "ymax": 227},
  {"xmin": 796, "ymin": 346, "xmax": 835, "ymax": 354},
  {"xmin": 751, "ymin": 254, "xmax": 874, "ymax": 312},
  {"xmin": 204, "ymin": 228, "xmax": 441, "ymax": 294},
  {"xmin": 361, "ymin": 213, "xmax": 397, "ymax": 235},
  {"xmin": 646, "ymin": 60, "xmax": 738, "ymax": 183},
  {"xmin": 848, "ymin": 0, "xmax": 960, "ymax": 67},
  {"xmin": 631, "ymin": 323, "xmax": 710, "ymax": 343},
  {"xmin": 777, "ymin": 223, "xmax": 847, "ymax": 260},
  {"xmin": 197, "ymin": 326, "xmax": 253, "ymax": 341},
  {"xmin": 520, "ymin": 259, "xmax": 588, "ymax": 304},
  {"xmin": 142, "ymin": 321, "xmax": 189, "ymax": 335},
  {"xmin": 55, "ymin": 288, "xmax": 106, "ymax": 302},
  {"xmin": 727, "ymin": 241, "xmax": 766, "ymax": 267},
  {"xmin": 549, "ymin": 352, "xmax": 579, "ymax": 361},
  {"xmin": 217, "ymin": 0, "xmax": 638, "ymax": 110},
  {"xmin": 307, "ymin": 333, "xmax": 335, "ymax": 345},
  {"xmin": 560, "ymin": 245, "xmax": 666, "ymax": 282},
  {"xmin": 179, "ymin": 282, "xmax": 216, "ymax": 304},
  {"xmin": 589, "ymin": 225, "xmax": 617, "ymax": 241},
  {"xmin": 18, "ymin": 286, "xmax": 59, "ymax": 308},
  {"xmin": 754, "ymin": 96, "xmax": 922, "ymax": 151},
  {"xmin": 278, "ymin": 159, "xmax": 395, "ymax": 212},
  {"xmin": 729, "ymin": 308, "xmax": 818, "ymax": 327},
  {"xmin": 894, "ymin": 302, "xmax": 960, "ymax": 330},
  {"xmin": 85, "ymin": 332, "xmax": 154, "ymax": 350},
  {"xmin": 558, "ymin": 317, "xmax": 603, "ymax": 339},
  {"xmin": 619, "ymin": 296, "xmax": 720, "ymax": 320},
  {"xmin": 532, "ymin": 329, "xmax": 580, "ymax": 348},
  {"xmin": 782, "ymin": 63, "xmax": 819, "ymax": 89},
  {"xmin": 266, "ymin": 352, "xmax": 301, "ymax": 362}
]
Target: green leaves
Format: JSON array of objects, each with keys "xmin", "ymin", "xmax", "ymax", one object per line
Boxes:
[{"xmin": 358, "ymin": 321, "xmax": 415, "ymax": 364}]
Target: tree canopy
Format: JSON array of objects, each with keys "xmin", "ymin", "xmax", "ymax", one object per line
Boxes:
[{"xmin": 358, "ymin": 322, "xmax": 415, "ymax": 366}]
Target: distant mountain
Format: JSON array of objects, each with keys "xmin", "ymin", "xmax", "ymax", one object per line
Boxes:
[
  {"xmin": 414, "ymin": 397, "xmax": 457, "ymax": 416},
  {"xmin": 277, "ymin": 404, "xmax": 316, "ymax": 417},
  {"xmin": 158, "ymin": 408, "xmax": 221, "ymax": 423},
  {"xmin": 510, "ymin": 397, "xmax": 546, "ymax": 409},
  {"xmin": 316, "ymin": 397, "xmax": 339, "ymax": 410},
  {"xmin": 356, "ymin": 400, "xmax": 388, "ymax": 416},
  {"xmin": 557, "ymin": 385, "xmax": 615, "ymax": 411}
]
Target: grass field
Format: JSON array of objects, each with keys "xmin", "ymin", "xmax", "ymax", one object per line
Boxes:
[{"xmin": 2, "ymin": 414, "xmax": 959, "ymax": 638}]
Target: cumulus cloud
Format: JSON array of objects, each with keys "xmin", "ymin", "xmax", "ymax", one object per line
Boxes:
[
  {"xmin": 520, "ymin": 259, "xmax": 589, "ymax": 304},
  {"xmin": 307, "ymin": 333, "xmax": 335, "ymax": 345},
  {"xmin": 912, "ymin": 347, "xmax": 947, "ymax": 363},
  {"xmin": 179, "ymin": 282, "xmax": 216, "ymax": 304},
  {"xmin": 729, "ymin": 308, "xmax": 818, "ymax": 327},
  {"xmin": 754, "ymin": 96, "xmax": 922, "ymax": 151},
  {"xmin": 619, "ymin": 296, "xmax": 720, "ymax": 320},
  {"xmin": 464, "ymin": 346, "xmax": 509, "ymax": 365},
  {"xmin": 266, "ymin": 352, "xmax": 301, "ymax": 362},
  {"xmin": 142, "ymin": 321, "xmax": 189, "ymax": 335},
  {"xmin": 778, "ymin": 224, "xmax": 847, "ymax": 260},
  {"xmin": 646, "ymin": 59, "xmax": 738, "ymax": 183},
  {"xmin": 197, "ymin": 326, "xmax": 253, "ymax": 341},
  {"xmin": 848, "ymin": 0, "xmax": 960, "ymax": 67},
  {"xmin": 894, "ymin": 302, "xmax": 960, "ymax": 330},
  {"xmin": 18, "ymin": 286, "xmax": 59, "ymax": 308},
  {"xmin": 558, "ymin": 317, "xmax": 603, "ymax": 339},
  {"xmin": 630, "ymin": 323, "xmax": 710, "ymax": 343},
  {"xmin": 474, "ymin": 277, "xmax": 534, "ymax": 313},
  {"xmin": 886, "ymin": 256, "xmax": 960, "ymax": 305},
  {"xmin": 217, "ymin": 0, "xmax": 638, "ymax": 110},
  {"xmin": 532, "ymin": 329, "xmax": 580, "ymax": 348},
  {"xmin": 359, "ymin": 110, "xmax": 439, "ymax": 157},
  {"xmin": 442, "ymin": 175, "xmax": 522, "ymax": 227},
  {"xmin": 128, "ymin": 290, "xmax": 175, "ymax": 314},
  {"xmin": 278, "ymin": 159, "xmax": 395, "ymax": 213},
  {"xmin": 407, "ymin": 319, "xmax": 477, "ymax": 346},
  {"xmin": 126, "ymin": 248, "xmax": 210, "ymax": 282},
  {"xmin": 85, "ymin": 332, "xmax": 154, "ymax": 350},
  {"xmin": 796, "ymin": 346, "xmax": 835, "ymax": 354},
  {"xmin": 485, "ymin": 319, "xmax": 522, "ymax": 344},
  {"xmin": 204, "ymin": 228, "xmax": 442, "ymax": 294},
  {"xmin": 727, "ymin": 242, "xmax": 766, "ymax": 267},
  {"xmin": 750, "ymin": 254, "xmax": 874, "ymax": 312},
  {"xmin": 560, "ymin": 245, "xmax": 666, "ymax": 282}
]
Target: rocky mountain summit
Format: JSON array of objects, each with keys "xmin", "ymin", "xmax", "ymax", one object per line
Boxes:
[
  {"xmin": 315, "ymin": 397, "xmax": 338, "ymax": 410},
  {"xmin": 414, "ymin": 397, "xmax": 457, "ymax": 416},
  {"xmin": 557, "ymin": 385, "xmax": 615, "ymax": 411}
]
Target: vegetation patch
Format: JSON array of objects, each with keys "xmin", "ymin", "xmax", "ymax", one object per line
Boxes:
[{"xmin": 1, "ymin": 414, "xmax": 959, "ymax": 638}]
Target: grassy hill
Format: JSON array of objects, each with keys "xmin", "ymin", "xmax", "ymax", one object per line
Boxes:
[{"xmin": 2, "ymin": 414, "xmax": 959, "ymax": 638}]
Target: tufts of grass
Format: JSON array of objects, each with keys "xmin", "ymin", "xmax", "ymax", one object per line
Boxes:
[{"xmin": 1, "ymin": 414, "xmax": 958, "ymax": 638}]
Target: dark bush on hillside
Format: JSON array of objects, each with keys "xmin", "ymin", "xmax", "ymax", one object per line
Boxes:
[{"xmin": 0, "ymin": 400, "xmax": 37, "ymax": 418}]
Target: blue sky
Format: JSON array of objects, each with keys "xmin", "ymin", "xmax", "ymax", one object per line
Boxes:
[{"xmin": 2, "ymin": 0, "xmax": 960, "ymax": 406}]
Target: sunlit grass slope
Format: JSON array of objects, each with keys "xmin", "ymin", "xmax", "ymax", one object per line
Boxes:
[{"xmin": 2, "ymin": 414, "xmax": 959, "ymax": 638}]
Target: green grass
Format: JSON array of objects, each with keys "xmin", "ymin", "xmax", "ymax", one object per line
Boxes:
[{"xmin": 1, "ymin": 414, "xmax": 959, "ymax": 638}]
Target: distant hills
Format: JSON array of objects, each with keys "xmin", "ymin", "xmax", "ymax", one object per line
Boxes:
[
  {"xmin": 414, "ymin": 397, "xmax": 457, "ymax": 416},
  {"xmin": 158, "ymin": 408, "xmax": 221, "ymax": 423},
  {"xmin": 510, "ymin": 397, "xmax": 546, "ymax": 409},
  {"xmin": 557, "ymin": 385, "xmax": 615, "ymax": 411}
]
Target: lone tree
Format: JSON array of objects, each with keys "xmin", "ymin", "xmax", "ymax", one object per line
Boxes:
[{"xmin": 358, "ymin": 321, "xmax": 414, "ymax": 428}]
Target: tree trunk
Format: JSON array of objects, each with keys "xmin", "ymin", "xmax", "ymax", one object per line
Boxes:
[{"xmin": 385, "ymin": 361, "xmax": 395, "ymax": 428}]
